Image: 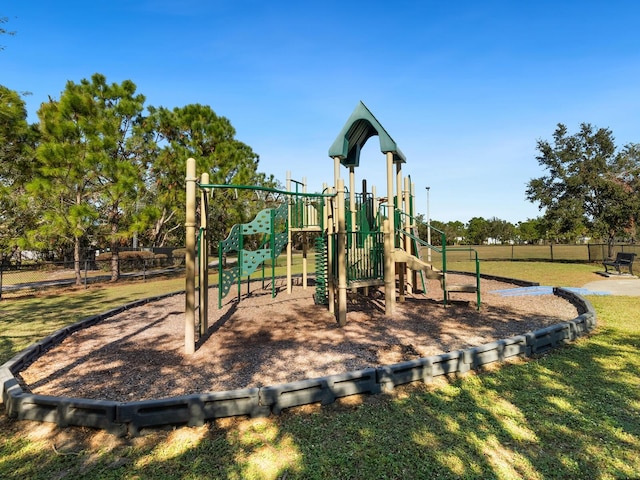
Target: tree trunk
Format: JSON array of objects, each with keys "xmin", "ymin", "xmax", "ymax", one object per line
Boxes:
[
  {"xmin": 74, "ymin": 188, "xmax": 83, "ymax": 285},
  {"xmin": 110, "ymin": 247, "xmax": 119, "ymax": 282},
  {"xmin": 607, "ymin": 231, "xmax": 616, "ymax": 258},
  {"xmin": 110, "ymin": 222, "xmax": 120, "ymax": 282},
  {"xmin": 151, "ymin": 208, "xmax": 176, "ymax": 247},
  {"xmin": 74, "ymin": 235, "xmax": 82, "ymax": 286}
]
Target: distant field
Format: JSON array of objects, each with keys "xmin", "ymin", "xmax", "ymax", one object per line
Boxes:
[
  {"xmin": 3, "ymin": 244, "xmax": 637, "ymax": 299},
  {"xmin": 422, "ymin": 244, "xmax": 593, "ymax": 264}
]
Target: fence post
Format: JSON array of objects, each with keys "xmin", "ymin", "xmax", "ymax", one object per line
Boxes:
[
  {"xmin": 84, "ymin": 259, "xmax": 88, "ymax": 289},
  {"xmin": 0, "ymin": 263, "xmax": 3, "ymax": 300},
  {"xmin": 143, "ymin": 258, "xmax": 147, "ymax": 281},
  {"xmin": 550, "ymin": 243, "xmax": 554, "ymax": 262}
]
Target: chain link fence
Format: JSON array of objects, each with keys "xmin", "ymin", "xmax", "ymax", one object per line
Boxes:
[
  {"xmin": 0, "ymin": 248, "xmax": 186, "ymax": 299},
  {"xmin": 2, "ymin": 243, "xmax": 637, "ymax": 300},
  {"xmin": 424, "ymin": 243, "xmax": 639, "ymax": 263}
]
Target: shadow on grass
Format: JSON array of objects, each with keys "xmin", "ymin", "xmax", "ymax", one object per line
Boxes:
[
  {"xmin": 0, "ymin": 290, "xmax": 113, "ymax": 365},
  {"xmin": 243, "ymin": 331, "xmax": 640, "ymax": 479},
  {"xmin": 5, "ymin": 331, "xmax": 634, "ymax": 479},
  {"xmin": 1, "ymin": 295, "xmax": 639, "ymax": 478}
]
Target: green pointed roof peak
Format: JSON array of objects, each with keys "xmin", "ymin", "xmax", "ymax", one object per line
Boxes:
[{"xmin": 328, "ymin": 101, "xmax": 406, "ymax": 167}]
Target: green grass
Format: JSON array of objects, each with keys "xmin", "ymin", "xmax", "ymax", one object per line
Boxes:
[
  {"xmin": 449, "ymin": 260, "xmax": 604, "ymax": 287},
  {"xmin": 0, "ymin": 277, "xmax": 186, "ymax": 364},
  {"xmin": 1, "ymin": 261, "xmax": 639, "ymax": 479},
  {"xmin": 423, "ymin": 243, "xmax": 594, "ymax": 263}
]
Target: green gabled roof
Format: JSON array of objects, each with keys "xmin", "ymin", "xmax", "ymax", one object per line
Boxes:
[{"xmin": 328, "ymin": 101, "xmax": 406, "ymax": 167}]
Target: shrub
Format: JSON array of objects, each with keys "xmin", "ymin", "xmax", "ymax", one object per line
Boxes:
[
  {"xmin": 95, "ymin": 251, "xmax": 156, "ymax": 273},
  {"xmin": 154, "ymin": 253, "xmax": 168, "ymax": 268},
  {"xmin": 172, "ymin": 248, "xmax": 186, "ymax": 266}
]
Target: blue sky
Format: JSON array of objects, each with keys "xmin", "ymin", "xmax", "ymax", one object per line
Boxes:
[{"xmin": 3, "ymin": 1, "xmax": 640, "ymax": 223}]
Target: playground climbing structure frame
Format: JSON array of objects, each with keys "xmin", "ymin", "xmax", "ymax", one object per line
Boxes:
[{"xmin": 184, "ymin": 102, "xmax": 481, "ymax": 354}]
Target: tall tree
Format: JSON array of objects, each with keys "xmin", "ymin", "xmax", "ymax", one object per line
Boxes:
[
  {"xmin": 26, "ymin": 74, "xmax": 147, "ymax": 283},
  {"xmin": 80, "ymin": 74, "xmax": 147, "ymax": 281},
  {"xmin": 526, "ymin": 123, "xmax": 639, "ymax": 253},
  {"xmin": 141, "ymin": 103, "xmax": 275, "ymax": 247},
  {"xmin": 516, "ymin": 218, "xmax": 544, "ymax": 244},
  {"xmin": 0, "ymin": 86, "xmax": 35, "ymax": 184},
  {"xmin": 466, "ymin": 217, "xmax": 489, "ymax": 245},
  {"xmin": 486, "ymin": 217, "xmax": 516, "ymax": 244},
  {"xmin": 26, "ymin": 85, "xmax": 99, "ymax": 283},
  {"xmin": 417, "ymin": 219, "xmax": 465, "ymax": 246},
  {"xmin": 0, "ymin": 85, "xmax": 38, "ymax": 258},
  {"xmin": 445, "ymin": 220, "xmax": 467, "ymax": 245}
]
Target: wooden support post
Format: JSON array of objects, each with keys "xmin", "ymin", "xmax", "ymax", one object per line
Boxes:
[
  {"xmin": 385, "ymin": 152, "xmax": 396, "ymax": 315},
  {"xmin": 303, "ymin": 177, "xmax": 308, "ymax": 289},
  {"xmin": 383, "ymin": 218, "xmax": 395, "ymax": 315},
  {"xmin": 184, "ymin": 158, "xmax": 197, "ymax": 354},
  {"xmin": 336, "ymin": 178, "xmax": 347, "ymax": 326},
  {"xmin": 396, "ymin": 162, "xmax": 405, "ymax": 303},
  {"xmin": 404, "ymin": 176, "xmax": 413, "ymax": 294},
  {"xmin": 327, "ymin": 185, "xmax": 335, "ymax": 314}
]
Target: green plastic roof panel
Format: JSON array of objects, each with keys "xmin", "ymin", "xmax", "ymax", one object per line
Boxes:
[{"xmin": 328, "ymin": 101, "xmax": 406, "ymax": 167}]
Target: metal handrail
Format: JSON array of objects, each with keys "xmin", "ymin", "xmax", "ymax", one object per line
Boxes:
[{"xmin": 395, "ymin": 214, "xmax": 481, "ymax": 309}]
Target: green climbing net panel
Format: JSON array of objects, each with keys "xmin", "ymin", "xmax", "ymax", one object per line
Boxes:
[{"xmin": 218, "ymin": 202, "xmax": 288, "ymax": 307}]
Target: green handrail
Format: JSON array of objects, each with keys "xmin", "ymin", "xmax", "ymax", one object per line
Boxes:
[
  {"xmin": 395, "ymin": 214, "xmax": 481, "ymax": 309},
  {"xmin": 198, "ymin": 183, "xmax": 335, "ymax": 199},
  {"xmin": 443, "ymin": 247, "xmax": 481, "ymax": 309}
]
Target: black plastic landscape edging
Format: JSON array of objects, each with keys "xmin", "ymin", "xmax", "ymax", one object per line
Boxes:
[{"xmin": 1, "ymin": 281, "xmax": 597, "ymax": 436}]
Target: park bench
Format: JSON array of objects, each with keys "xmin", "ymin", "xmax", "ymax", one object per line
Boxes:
[{"xmin": 602, "ymin": 252, "xmax": 636, "ymax": 276}]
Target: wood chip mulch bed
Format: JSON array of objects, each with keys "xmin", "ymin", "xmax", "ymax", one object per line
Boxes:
[{"xmin": 19, "ymin": 275, "xmax": 579, "ymax": 403}]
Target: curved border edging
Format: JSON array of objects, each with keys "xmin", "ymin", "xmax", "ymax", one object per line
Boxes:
[{"xmin": 1, "ymin": 284, "xmax": 596, "ymax": 436}]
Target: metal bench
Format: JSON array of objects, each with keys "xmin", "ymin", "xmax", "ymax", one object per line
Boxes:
[{"xmin": 602, "ymin": 252, "xmax": 636, "ymax": 276}]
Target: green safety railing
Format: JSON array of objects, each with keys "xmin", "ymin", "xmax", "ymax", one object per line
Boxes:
[
  {"xmin": 198, "ymin": 183, "xmax": 334, "ymax": 231},
  {"xmin": 444, "ymin": 246, "xmax": 481, "ymax": 309},
  {"xmin": 348, "ymin": 231, "xmax": 385, "ymax": 284},
  {"xmin": 395, "ymin": 212, "xmax": 481, "ymax": 309},
  {"xmin": 290, "ymin": 196, "xmax": 324, "ymax": 230},
  {"xmin": 330, "ymin": 231, "xmax": 385, "ymax": 286}
]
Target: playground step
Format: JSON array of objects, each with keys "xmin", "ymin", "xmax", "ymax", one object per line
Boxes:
[
  {"xmin": 349, "ymin": 279, "xmax": 385, "ymax": 289},
  {"xmin": 290, "ymin": 226, "xmax": 322, "ymax": 232},
  {"xmin": 446, "ymin": 284, "xmax": 478, "ymax": 294}
]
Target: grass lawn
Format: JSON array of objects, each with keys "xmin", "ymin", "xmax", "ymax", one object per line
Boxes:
[{"xmin": 1, "ymin": 262, "xmax": 639, "ymax": 479}]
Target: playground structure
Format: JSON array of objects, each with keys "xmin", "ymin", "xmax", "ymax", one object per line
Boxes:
[
  {"xmin": 184, "ymin": 102, "xmax": 481, "ymax": 354},
  {"xmin": 0, "ymin": 103, "xmax": 601, "ymax": 434}
]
